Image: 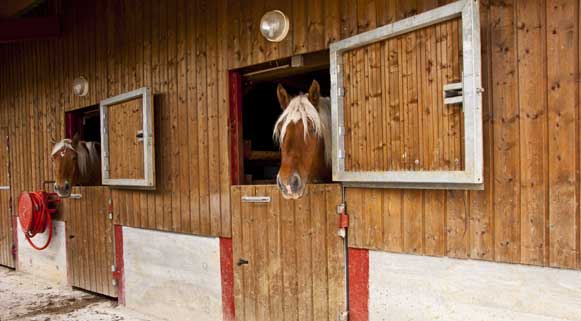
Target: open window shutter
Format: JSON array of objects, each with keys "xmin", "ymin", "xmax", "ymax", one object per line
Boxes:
[
  {"xmin": 100, "ymin": 87, "xmax": 155, "ymax": 189},
  {"xmin": 329, "ymin": 0, "xmax": 483, "ymax": 189}
]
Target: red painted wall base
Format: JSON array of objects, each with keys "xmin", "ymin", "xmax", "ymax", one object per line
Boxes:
[
  {"xmin": 113, "ymin": 225, "xmax": 125, "ymax": 305},
  {"xmin": 220, "ymin": 237, "xmax": 235, "ymax": 321},
  {"xmin": 349, "ymin": 248, "xmax": 369, "ymax": 321}
]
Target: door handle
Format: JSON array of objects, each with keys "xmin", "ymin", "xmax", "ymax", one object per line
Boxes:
[
  {"xmin": 241, "ymin": 196, "xmax": 270, "ymax": 203},
  {"xmin": 237, "ymin": 258, "xmax": 249, "ymax": 266}
]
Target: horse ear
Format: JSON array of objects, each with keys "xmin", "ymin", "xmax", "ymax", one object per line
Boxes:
[
  {"xmin": 72, "ymin": 133, "xmax": 80, "ymax": 147},
  {"xmin": 277, "ymin": 84, "xmax": 289, "ymax": 110},
  {"xmin": 308, "ymin": 80, "xmax": 320, "ymax": 108}
]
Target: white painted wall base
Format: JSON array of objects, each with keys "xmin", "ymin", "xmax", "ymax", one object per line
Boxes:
[
  {"xmin": 123, "ymin": 227, "xmax": 223, "ymax": 321},
  {"xmin": 369, "ymin": 251, "xmax": 581, "ymax": 321},
  {"xmin": 17, "ymin": 220, "xmax": 68, "ymax": 286}
]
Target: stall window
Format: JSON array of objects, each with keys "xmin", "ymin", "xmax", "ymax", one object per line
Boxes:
[
  {"xmin": 100, "ymin": 87, "xmax": 155, "ymax": 188},
  {"xmin": 329, "ymin": 0, "xmax": 483, "ymax": 189}
]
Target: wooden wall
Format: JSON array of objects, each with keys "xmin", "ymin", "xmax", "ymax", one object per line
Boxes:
[
  {"xmin": 0, "ymin": 0, "xmax": 233, "ymax": 238},
  {"xmin": 0, "ymin": 127, "xmax": 13, "ymax": 268},
  {"xmin": 0, "ymin": 0, "xmax": 581, "ymax": 272},
  {"xmin": 347, "ymin": 0, "xmax": 581, "ymax": 271}
]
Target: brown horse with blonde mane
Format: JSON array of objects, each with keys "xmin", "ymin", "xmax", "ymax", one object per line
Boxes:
[
  {"xmin": 273, "ymin": 80, "xmax": 331, "ymax": 199},
  {"xmin": 51, "ymin": 134, "xmax": 101, "ymax": 197}
]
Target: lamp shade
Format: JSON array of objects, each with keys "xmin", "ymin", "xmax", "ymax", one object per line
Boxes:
[{"xmin": 259, "ymin": 10, "xmax": 290, "ymax": 42}]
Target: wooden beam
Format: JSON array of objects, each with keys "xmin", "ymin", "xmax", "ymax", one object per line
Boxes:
[
  {"xmin": 0, "ymin": 15, "xmax": 60, "ymax": 43},
  {"xmin": 0, "ymin": 0, "xmax": 37, "ymax": 18}
]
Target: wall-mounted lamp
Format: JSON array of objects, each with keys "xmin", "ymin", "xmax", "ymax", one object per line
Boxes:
[
  {"xmin": 260, "ymin": 10, "xmax": 290, "ymax": 42},
  {"xmin": 72, "ymin": 76, "xmax": 89, "ymax": 97}
]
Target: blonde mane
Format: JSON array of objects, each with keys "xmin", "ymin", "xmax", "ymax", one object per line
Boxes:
[
  {"xmin": 273, "ymin": 95, "xmax": 331, "ymax": 165},
  {"xmin": 52, "ymin": 138, "xmax": 100, "ymax": 179}
]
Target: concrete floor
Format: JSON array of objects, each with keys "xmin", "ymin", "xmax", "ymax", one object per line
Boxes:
[{"xmin": 0, "ymin": 267, "xmax": 158, "ymax": 321}]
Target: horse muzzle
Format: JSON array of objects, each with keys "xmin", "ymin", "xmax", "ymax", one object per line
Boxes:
[
  {"xmin": 54, "ymin": 182, "xmax": 72, "ymax": 198},
  {"xmin": 277, "ymin": 173, "xmax": 306, "ymax": 200}
]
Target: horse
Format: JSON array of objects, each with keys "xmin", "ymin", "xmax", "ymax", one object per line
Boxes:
[
  {"xmin": 273, "ymin": 79, "xmax": 331, "ymax": 199},
  {"xmin": 51, "ymin": 134, "xmax": 101, "ymax": 197}
]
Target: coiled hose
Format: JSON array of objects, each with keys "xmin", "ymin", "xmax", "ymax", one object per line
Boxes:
[{"xmin": 17, "ymin": 192, "xmax": 60, "ymax": 251}]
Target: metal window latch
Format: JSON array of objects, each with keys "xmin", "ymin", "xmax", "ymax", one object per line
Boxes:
[
  {"xmin": 136, "ymin": 130, "xmax": 144, "ymax": 142},
  {"xmin": 69, "ymin": 194, "xmax": 82, "ymax": 200},
  {"xmin": 443, "ymin": 82, "xmax": 463, "ymax": 106}
]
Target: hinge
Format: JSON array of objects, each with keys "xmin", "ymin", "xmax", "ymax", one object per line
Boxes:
[
  {"xmin": 337, "ymin": 87, "xmax": 344, "ymax": 97},
  {"xmin": 336, "ymin": 202, "xmax": 348, "ymax": 238},
  {"xmin": 337, "ymin": 149, "xmax": 344, "ymax": 159},
  {"xmin": 338, "ymin": 311, "xmax": 349, "ymax": 321},
  {"xmin": 107, "ymin": 198, "xmax": 114, "ymax": 220}
]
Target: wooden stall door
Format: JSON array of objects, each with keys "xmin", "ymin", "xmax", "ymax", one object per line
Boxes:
[
  {"xmin": 342, "ymin": 18, "xmax": 464, "ymax": 172},
  {"xmin": 63, "ymin": 186, "xmax": 116, "ymax": 297},
  {"xmin": 0, "ymin": 128, "xmax": 13, "ymax": 268},
  {"xmin": 231, "ymin": 184, "xmax": 346, "ymax": 321}
]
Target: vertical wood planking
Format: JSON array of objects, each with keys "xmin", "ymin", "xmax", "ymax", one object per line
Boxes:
[
  {"xmin": 517, "ymin": 0, "xmax": 547, "ymax": 266},
  {"xmin": 186, "ymin": 0, "xmax": 200, "ymax": 234},
  {"xmin": 296, "ymin": 189, "xmax": 313, "ymax": 321},
  {"xmin": 196, "ymin": 0, "xmax": 211, "ymax": 235},
  {"xmin": 280, "ymin": 194, "xmax": 297, "ymax": 321},
  {"xmin": 207, "ymin": 0, "xmax": 222, "ymax": 235},
  {"xmin": 217, "ymin": 0, "xmax": 232, "ymax": 237},
  {"xmin": 231, "ymin": 185, "xmax": 344, "ymax": 321},
  {"xmin": 491, "ymin": 0, "xmax": 521, "ymax": 263},
  {"xmin": 546, "ymin": 0, "xmax": 579, "ymax": 269},
  {"xmin": 177, "ymin": 0, "xmax": 189, "ymax": 233},
  {"xmin": 168, "ymin": 0, "xmax": 180, "ymax": 233}
]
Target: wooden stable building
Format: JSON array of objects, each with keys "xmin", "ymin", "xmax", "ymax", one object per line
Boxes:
[{"xmin": 1, "ymin": 0, "xmax": 581, "ymax": 320}]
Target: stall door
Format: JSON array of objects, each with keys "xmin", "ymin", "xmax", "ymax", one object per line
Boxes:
[
  {"xmin": 231, "ymin": 184, "xmax": 346, "ymax": 321},
  {"xmin": 63, "ymin": 186, "xmax": 116, "ymax": 297},
  {"xmin": 0, "ymin": 129, "xmax": 13, "ymax": 268}
]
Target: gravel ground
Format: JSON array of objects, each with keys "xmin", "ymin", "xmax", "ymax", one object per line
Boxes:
[{"xmin": 0, "ymin": 267, "xmax": 158, "ymax": 321}]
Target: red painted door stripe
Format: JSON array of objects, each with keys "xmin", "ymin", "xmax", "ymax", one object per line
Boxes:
[
  {"xmin": 113, "ymin": 225, "xmax": 125, "ymax": 305},
  {"xmin": 349, "ymin": 248, "xmax": 369, "ymax": 321},
  {"xmin": 220, "ymin": 237, "xmax": 235, "ymax": 321}
]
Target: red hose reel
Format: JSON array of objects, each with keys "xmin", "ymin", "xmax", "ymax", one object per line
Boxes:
[{"xmin": 17, "ymin": 191, "xmax": 61, "ymax": 251}]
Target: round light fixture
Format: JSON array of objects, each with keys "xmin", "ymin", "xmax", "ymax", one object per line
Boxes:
[
  {"xmin": 260, "ymin": 10, "xmax": 289, "ymax": 42},
  {"xmin": 72, "ymin": 76, "xmax": 89, "ymax": 97}
]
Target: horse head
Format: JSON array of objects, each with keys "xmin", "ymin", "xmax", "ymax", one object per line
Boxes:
[
  {"xmin": 273, "ymin": 80, "xmax": 331, "ymax": 200},
  {"xmin": 51, "ymin": 135, "xmax": 81, "ymax": 197}
]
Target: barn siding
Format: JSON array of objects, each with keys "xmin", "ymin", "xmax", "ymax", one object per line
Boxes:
[{"xmin": 1, "ymin": 0, "xmax": 581, "ymax": 270}]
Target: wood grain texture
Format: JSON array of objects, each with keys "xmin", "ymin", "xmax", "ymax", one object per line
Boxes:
[
  {"xmin": 63, "ymin": 186, "xmax": 116, "ymax": 297},
  {"xmin": 0, "ymin": 0, "xmax": 581, "ymax": 273},
  {"xmin": 231, "ymin": 184, "xmax": 345, "ymax": 321},
  {"xmin": 0, "ymin": 127, "xmax": 13, "ymax": 268},
  {"xmin": 343, "ymin": 19, "xmax": 464, "ymax": 172},
  {"xmin": 107, "ymin": 98, "xmax": 144, "ymax": 180}
]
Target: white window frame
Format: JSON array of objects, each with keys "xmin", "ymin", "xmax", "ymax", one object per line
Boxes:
[
  {"xmin": 100, "ymin": 87, "xmax": 156, "ymax": 189},
  {"xmin": 329, "ymin": 0, "xmax": 483, "ymax": 189}
]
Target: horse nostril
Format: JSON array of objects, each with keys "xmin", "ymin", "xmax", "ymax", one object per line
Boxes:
[{"xmin": 290, "ymin": 174, "xmax": 301, "ymax": 192}]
